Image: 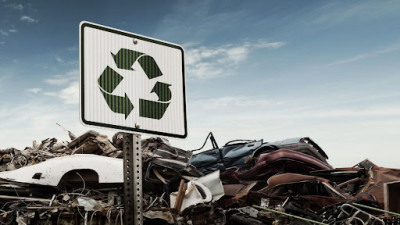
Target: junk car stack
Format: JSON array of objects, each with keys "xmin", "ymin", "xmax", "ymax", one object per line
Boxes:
[{"xmin": 0, "ymin": 131, "xmax": 399, "ymax": 225}]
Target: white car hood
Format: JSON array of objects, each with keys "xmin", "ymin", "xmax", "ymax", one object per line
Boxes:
[{"xmin": 0, "ymin": 154, "xmax": 123, "ymax": 186}]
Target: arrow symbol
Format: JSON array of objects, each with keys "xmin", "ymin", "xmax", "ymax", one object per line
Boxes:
[
  {"xmin": 138, "ymin": 55, "xmax": 163, "ymax": 79},
  {"xmin": 97, "ymin": 66, "xmax": 133, "ymax": 119},
  {"xmin": 151, "ymin": 82, "xmax": 172, "ymax": 102},
  {"xmin": 139, "ymin": 99, "xmax": 169, "ymax": 120},
  {"xmin": 100, "ymin": 92, "xmax": 134, "ymax": 119},
  {"xmin": 97, "ymin": 49, "xmax": 170, "ymax": 120},
  {"xmin": 112, "ymin": 48, "xmax": 143, "ymax": 70},
  {"xmin": 98, "ymin": 66, "xmax": 123, "ymax": 93}
]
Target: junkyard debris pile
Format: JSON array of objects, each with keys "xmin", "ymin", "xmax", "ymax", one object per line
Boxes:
[{"xmin": 0, "ymin": 130, "xmax": 399, "ymax": 225}]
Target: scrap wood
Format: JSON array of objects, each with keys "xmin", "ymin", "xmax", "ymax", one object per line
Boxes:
[{"xmin": 173, "ymin": 179, "xmax": 187, "ymax": 215}]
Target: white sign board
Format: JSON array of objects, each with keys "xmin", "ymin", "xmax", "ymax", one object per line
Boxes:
[{"xmin": 80, "ymin": 22, "xmax": 187, "ymax": 138}]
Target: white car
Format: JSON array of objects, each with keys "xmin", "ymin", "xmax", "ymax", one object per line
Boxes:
[{"xmin": 0, "ymin": 154, "xmax": 123, "ymax": 186}]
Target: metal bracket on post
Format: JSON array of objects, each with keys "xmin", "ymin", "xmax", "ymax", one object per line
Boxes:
[{"xmin": 123, "ymin": 133, "xmax": 143, "ymax": 225}]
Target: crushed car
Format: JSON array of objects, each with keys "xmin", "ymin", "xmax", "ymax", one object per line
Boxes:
[{"xmin": 189, "ymin": 133, "xmax": 329, "ymax": 175}]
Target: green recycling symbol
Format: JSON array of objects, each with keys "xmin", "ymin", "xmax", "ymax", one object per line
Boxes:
[{"xmin": 97, "ymin": 48, "xmax": 172, "ymax": 120}]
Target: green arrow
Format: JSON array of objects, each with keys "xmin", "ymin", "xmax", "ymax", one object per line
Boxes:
[
  {"xmin": 139, "ymin": 99, "xmax": 169, "ymax": 120},
  {"xmin": 112, "ymin": 49, "xmax": 163, "ymax": 79},
  {"xmin": 103, "ymin": 48, "xmax": 168, "ymax": 119},
  {"xmin": 151, "ymin": 82, "xmax": 172, "ymax": 102},
  {"xmin": 112, "ymin": 48, "xmax": 143, "ymax": 70},
  {"xmin": 138, "ymin": 55, "xmax": 163, "ymax": 79},
  {"xmin": 98, "ymin": 66, "xmax": 123, "ymax": 93},
  {"xmin": 100, "ymin": 91, "xmax": 134, "ymax": 119},
  {"xmin": 97, "ymin": 66, "xmax": 133, "ymax": 119}
]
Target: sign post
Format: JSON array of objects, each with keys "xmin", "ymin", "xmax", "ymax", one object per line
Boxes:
[
  {"xmin": 80, "ymin": 21, "xmax": 187, "ymax": 225},
  {"xmin": 123, "ymin": 133, "xmax": 142, "ymax": 225}
]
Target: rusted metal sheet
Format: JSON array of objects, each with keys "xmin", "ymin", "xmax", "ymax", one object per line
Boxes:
[
  {"xmin": 220, "ymin": 149, "xmax": 332, "ymax": 183},
  {"xmin": 385, "ymin": 181, "xmax": 400, "ymax": 214},
  {"xmin": 219, "ymin": 182, "xmax": 257, "ymax": 208},
  {"xmin": 357, "ymin": 166, "xmax": 400, "ymax": 208}
]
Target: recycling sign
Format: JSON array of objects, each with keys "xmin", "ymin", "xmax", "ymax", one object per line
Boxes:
[
  {"xmin": 98, "ymin": 49, "xmax": 172, "ymax": 120},
  {"xmin": 80, "ymin": 22, "xmax": 187, "ymax": 138}
]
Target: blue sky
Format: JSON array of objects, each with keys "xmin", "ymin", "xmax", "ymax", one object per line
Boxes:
[{"xmin": 0, "ymin": 0, "xmax": 399, "ymax": 167}]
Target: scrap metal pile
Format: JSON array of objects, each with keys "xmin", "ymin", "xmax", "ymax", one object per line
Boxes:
[{"xmin": 0, "ymin": 130, "xmax": 399, "ymax": 225}]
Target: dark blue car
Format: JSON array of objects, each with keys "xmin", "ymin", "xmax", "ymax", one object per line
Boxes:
[{"xmin": 189, "ymin": 134, "xmax": 329, "ymax": 175}]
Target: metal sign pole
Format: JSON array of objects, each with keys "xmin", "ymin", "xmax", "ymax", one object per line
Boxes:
[{"xmin": 123, "ymin": 133, "xmax": 143, "ymax": 225}]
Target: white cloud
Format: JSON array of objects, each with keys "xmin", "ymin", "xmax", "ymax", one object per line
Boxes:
[
  {"xmin": 43, "ymin": 69, "xmax": 79, "ymax": 104},
  {"xmin": 44, "ymin": 69, "xmax": 78, "ymax": 85},
  {"xmin": 186, "ymin": 41, "xmax": 285, "ymax": 79},
  {"xmin": 58, "ymin": 81, "xmax": 79, "ymax": 104},
  {"xmin": 0, "ymin": 102, "xmax": 91, "ymax": 150},
  {"xmin": 20, "ymin": 15, "xmax": 38, "ymax": 23},
  {"xmin": 26, "ymin": 88, "xmax": 41, "ymax": 94},
  {"xmin": 4, "ymin": 3, "xmax": 24, "ymax": 10},
  {"xmin": 45, "ymin": 76, "xmax": 71, "ymax": 85},
  {"xmin": 193, "ymin": 96, "xmax": 280, "ymax": 112},
  {"xmin": 328, "ymin": 43, "xmax": 400, "ymax": 66},
  {"xmin": 190, "ymin": 96, "xmax": 400, "ymax": 122},
  {"xmin": 0, "ymin": 27, "xmax": 17, "ymax": 37},
  {"xmin": 55, "ymin": 56, "xmax": 63, "ymax": 63},
  {"xmin": 182, "ymin": 42, "xmax": 200, "ymax": 49},
  {"xmin": 44, "ymin": 92, "xmax": 57, "ymax": 96},
  {"xmin": 253, "ymin": 42, "xmax": 286, "ymax": 49}
]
